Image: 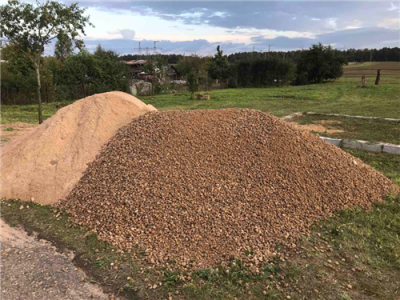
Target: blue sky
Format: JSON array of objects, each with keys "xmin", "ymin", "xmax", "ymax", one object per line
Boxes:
[{"xmin": 3, "ymin": 0, "xmax": 400, "ymax": 55}]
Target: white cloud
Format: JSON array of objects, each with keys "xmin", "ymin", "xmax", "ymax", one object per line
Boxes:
[
  {"xmin": 378, "ymin": 18, "xmax": 400, "ymax": 29},
  {"xmin": 326, "ymin": 18, "xmax": 338, "ymax": 29},
  {"xmin": 108, "ymin": 29, "xmax": 136, "ymax": 39},
  {"xmin": 388, "ymin": 2, "xmax": 400, "ymax": 11}
]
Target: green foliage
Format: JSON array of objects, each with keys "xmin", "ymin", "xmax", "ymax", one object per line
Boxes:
[
  {"xmin": 54, "ymin": 31, "xmax": 74, "ymax": 61},
  {"xmin": 176, "ymin": 55, "xmax": 206, "ymax": 77},
  {"xmin": 295, "ymin": 43, "xmax": 347, "ymax": 84},
  {"xmin": 187, "ymin": 72, "xmax": 199, "ymax": 100},
  {"xmin": 235, "ymin": 57, "xmax": 296, "ymax": 87},
  {"xmin": 208, "ymin": 45, "xmax": 231, "ymax": 81},
  {"xmin": 0, "ymin": 0, "xmax": 91, "ymax": 56},
  {"xmin": 0, "ymin": 0, "xmax": 92, "ymax": 122}
]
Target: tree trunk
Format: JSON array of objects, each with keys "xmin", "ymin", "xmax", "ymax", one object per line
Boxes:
[{"xmin": 35, "ymin": 64, "xmax": 43, "ymax": 124}]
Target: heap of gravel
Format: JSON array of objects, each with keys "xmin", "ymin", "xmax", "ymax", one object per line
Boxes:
[{"xmin": 61, "ymin": 109, "xmax": 397, "ymax": 268}]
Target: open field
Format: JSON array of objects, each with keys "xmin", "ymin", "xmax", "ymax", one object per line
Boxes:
[
  {"xmin": 1, "ymin": 67, "xmax": 400, "ymax": 300},
  {"xmin": 343, "ymin": 61, "xmax": 400, "ymax": 79},
  {"xmin": 2, "ymin": 76, "xmax": 399, "ymax": 126},
  {"xmin": 138, "ymin": 77, "xmax": 400, "ymax": 118},
  {"xmin": 287, "ymin": 114, "xmax": 400, "ymax": 145}
]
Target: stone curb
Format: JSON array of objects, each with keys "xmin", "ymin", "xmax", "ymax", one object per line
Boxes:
[
  {"xmin": 318, "ymin": 137, "xmax": 400, "ymax": 156},
  {"xmin": 283, "ymin": 111, "xmax": 400, "ymax": 122},
  {"xmin": 281, "ymin": 113, "xmax": 400, "ymax": 156}
]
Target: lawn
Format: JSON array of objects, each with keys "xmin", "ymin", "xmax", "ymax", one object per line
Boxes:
[
  {"xmin": 1, "ymin": 76, "xmax": 399, "ymax": 124},
  {"xmin": 1, "ymin": 101, "xmax": 71, "ymax": 124},
  {"xmin": 287, "ymin": 114, "xmax": 400, "ymax": 145},
  {"xmin": 1, "ymin": 69, "xmax": 400, "ymax": 299},
  {"xmin": 137, "ymin": 77, "xmax": 400, "ymax": 119}
]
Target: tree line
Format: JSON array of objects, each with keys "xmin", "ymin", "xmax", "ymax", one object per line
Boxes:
[{"xmin": 1, "ymin": 0, "xmax": 393, "ymax": 123}]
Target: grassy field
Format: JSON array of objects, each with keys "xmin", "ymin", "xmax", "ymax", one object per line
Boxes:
[
  {"xmin": 137, "ymin": 77, "xmax": 400, "ymax": 118},
  {"xmin": 343, "ymin": 62, "xmax": 400, "ymax": 79},
  {"xmin": 287, "ymin": 114, "xmax": 400, "ymax": 145},
  {"xmin": 1, "ymin": 64, "xmax": 400, "ymax": 299},
  {"xmin": 1, "ymin": 74, "xmax": 399, "ymax": 124},
  {"xmin": 1, "ymin": 101, "xmax": 70, "ymax": 124}
]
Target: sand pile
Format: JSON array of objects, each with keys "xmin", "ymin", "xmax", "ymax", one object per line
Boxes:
[
  {"xmin": 60, "ymin": 109, "xmax": 397, "ymax": 268},
  {"xmin": 1, "ymin": 92, "xmax": 156, "ymax": 205}
]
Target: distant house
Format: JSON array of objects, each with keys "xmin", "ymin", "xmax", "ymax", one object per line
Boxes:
[
  {"xmin": 122, "ymin": 60, "xmax": 147, "ymax": 79},
  {"xmin": 122, "ymin": 60, "xmax": 180, "ymax": 82},
  {"xmin": 167, "ymin": 64, "xmax": 180, "ymax": 81}
]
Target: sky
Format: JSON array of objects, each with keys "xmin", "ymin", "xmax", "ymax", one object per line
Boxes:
[{"xmin": 2, "ymin": 0, "xmax": 400, "ymax": 55}]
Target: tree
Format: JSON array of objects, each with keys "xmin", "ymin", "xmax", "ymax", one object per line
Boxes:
[
  {"xmin": 143, "ymin": 55, "xmax": 168, "ymax": 94},
  {"xmin": 295, "ymin": 43, "xmax": 347, "ymax": 85},
  {"xmin": 1, "ymin": 0, "xmax": 92, "ymax": 123},
  {"xmin": 176, "ymin": 55, "xmax": 208, "ymax": 98},
  {"xmin": 54, "ymin": 31, "xmax": 73, "ymax": 61},
  {"xmin": 208, "ymin": 45, "xmax": 231, "ymax": 82},
  {"xmin": 187, "ymin": 71, "xmax": 198, "ymax": 100}
]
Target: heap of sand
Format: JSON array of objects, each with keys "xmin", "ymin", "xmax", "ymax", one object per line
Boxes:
[{"xmin": 1, "ymin": 91, "xmax": 156, "ymax": 205}]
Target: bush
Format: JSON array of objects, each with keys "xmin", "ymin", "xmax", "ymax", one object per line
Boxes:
[
  {"xmin": 295, "ymin": 43, "xmax": 347, "ymax": 85},
  {"xmin": 235, "ymin": 57, "xmax": 296, "ymax": 88}
]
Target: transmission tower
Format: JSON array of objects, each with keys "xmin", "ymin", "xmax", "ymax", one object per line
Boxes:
[
  {"xmin": 268, "ymin": 45, "xmax": 274, "ymax": 52},
  {"xmin": 153, "ymin": 41, "xmax": 162, "ymax": 54},
  {"xmin": 133, "ymin": 42, "xmax": 142, "ymax": 57}
]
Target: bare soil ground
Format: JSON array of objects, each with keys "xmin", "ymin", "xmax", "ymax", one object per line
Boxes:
[
  {"xmin": 0, "ymin": 218, "xmax": 118, "ymax": 300},
  {"xmin": 343, "ymin": 62, "xmax": 400, "ymax": 79},
  {"xmin": 0, "ymin": 123, "xmax": 36, "ymax": 145},
  {"xmin": 292, "ymin": 120, "xmax": 344, "ymax": 135}
]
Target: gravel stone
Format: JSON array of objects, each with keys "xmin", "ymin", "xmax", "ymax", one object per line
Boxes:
[{"xmin": 60, "ymin": 109, "xmax": 397, "ymax": 268}]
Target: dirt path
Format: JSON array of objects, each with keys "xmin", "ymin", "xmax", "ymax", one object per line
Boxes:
[{"xmin": 0, "ymin": 219, "xmax": 118, "ymax": 300}]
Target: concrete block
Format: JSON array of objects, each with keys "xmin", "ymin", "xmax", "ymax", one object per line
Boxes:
[
  {"xmin": 383, "ymin": 144, "xmax": 400, "ymax": 155},
  {"xmin": 384, "ymin": 118, "xmax": 400, "ymax": 122},
  {"xmin": 320, "ymin": 137, "xmax": 342, "ymax": 147},
  {"xmin": 342, "ymin": 139, "xmax": 383, "ymax": 153},
  {"xmin": 282, "ymin": 112, "xmax": 302, "ymax": 120}
]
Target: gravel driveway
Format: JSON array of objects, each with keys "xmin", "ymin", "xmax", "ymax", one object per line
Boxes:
[{"xmin": 0, "ymin": 219, "xmax": 117, "ymax": 300}]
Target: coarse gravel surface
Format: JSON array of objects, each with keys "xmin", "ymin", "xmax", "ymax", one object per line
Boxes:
[
  {"xmin": 0, "ymin": 219, "xmax": 118, "ymax": 300},
  {"xmin": 61, "ymin": 109, "xmax": 398, "ymax": 269}
]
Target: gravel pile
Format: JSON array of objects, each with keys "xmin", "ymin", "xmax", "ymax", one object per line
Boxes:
[{"xmin": 61, "ymin": 109, "xmax": 397, "ymax": 268}]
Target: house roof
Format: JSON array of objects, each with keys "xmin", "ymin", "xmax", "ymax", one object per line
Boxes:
[{"xmin": 122, "ymin": 60, "xmax": 147, "ymax": 65}]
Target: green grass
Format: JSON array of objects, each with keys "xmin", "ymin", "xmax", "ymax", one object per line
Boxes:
[
  {"xmin": 2, "ymin": 77, "xmax": 399, "ymax": 124},
  {"xmin": 289, "ymin": 114, "xmax": 400, "ymax": 145},
  {"xmin": 137, "ymin": 77, "xmax": 400, "ymax": 118},
  {"xmin": 347, "ymin": 150, "xmax": 400, "ymax": 186},
  {"xmin": 1, "ymin": 101, "xmax": 73, "ymax": 124},
  {"xmin": 1, "ymin": 74, "xmax": 400, "ymax": 299},
  {"xmin": 343, "ymin": 62, "xmax": 375, "ymax": 68}
]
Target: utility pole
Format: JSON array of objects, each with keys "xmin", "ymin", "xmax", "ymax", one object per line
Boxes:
[{"xmin": 268, "ymin": 45, "xmax": 274, "ymax": 52}]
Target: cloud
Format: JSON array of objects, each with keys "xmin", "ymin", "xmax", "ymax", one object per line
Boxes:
[
  {"xmin": 77, "ymin": 27, "xmax": 399, "ymax": 57},
  {"xmin": 108, "ymin": 29, "xmax": 136, "ymax": 39},
  {"xmin": 251, "ymin": 27, "xmax": 400, "ymax": 50},
  {"xmin": 71, "ymin": 1, "xmax": 398, "ymax": 34}
]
